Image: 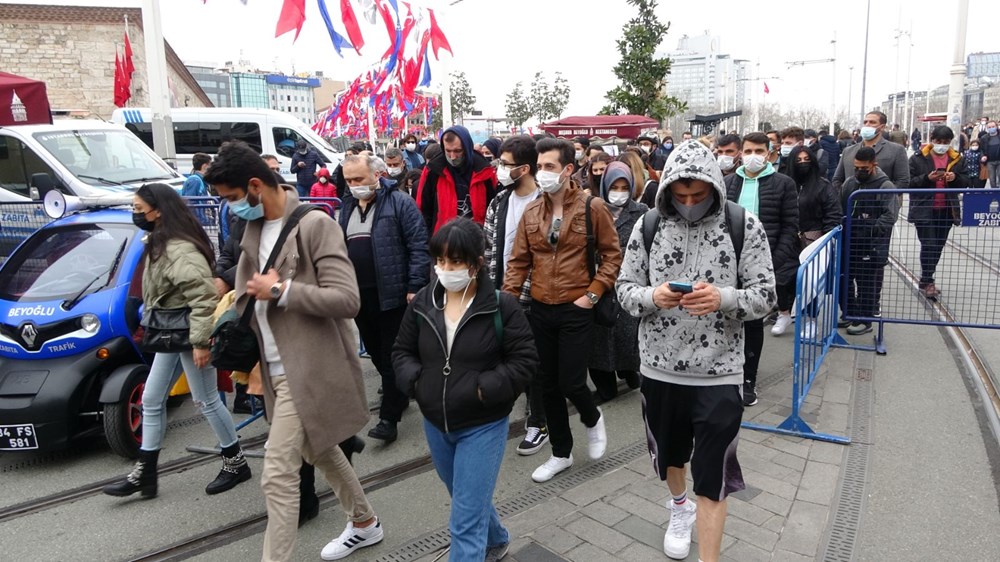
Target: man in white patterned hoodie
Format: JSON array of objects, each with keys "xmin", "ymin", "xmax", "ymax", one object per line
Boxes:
[{"xmin": 617, "ymin": 140, "xmax": 776, "ymax": 562}]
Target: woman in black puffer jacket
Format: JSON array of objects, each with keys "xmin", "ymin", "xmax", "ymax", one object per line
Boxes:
[
  {"xmin": 788, "ymin": 145, "xmax": 843, "ymax": 248},
  {"xmin": 392, "ymin": 218, "xmax": 537, "ymax": 561}
]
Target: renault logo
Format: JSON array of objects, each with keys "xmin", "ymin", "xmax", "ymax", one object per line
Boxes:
[{"xmin": 21, "ymin": 323, "xmax": 38, "ymax": 348}]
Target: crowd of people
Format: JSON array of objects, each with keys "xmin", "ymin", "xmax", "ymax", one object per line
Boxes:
[{"xmin": 99, "ymin": 112, "xmax": 981, "ymax": 561}]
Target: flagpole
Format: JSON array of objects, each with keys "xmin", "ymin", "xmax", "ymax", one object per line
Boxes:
[{"xmin": 140, "ymin": 0, "xmax": 176, "ymax": 165}]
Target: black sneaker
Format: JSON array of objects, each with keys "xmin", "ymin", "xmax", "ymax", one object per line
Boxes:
[
  {"xmin": 367, "ymin": 419, "xmax": 398, "ymax": 443},
  {"xmin": 743, "ymin": 382, "xmax": 758, "ymax": 407},
  {"xmin": 485, "ymin": 542, "xmax": 510, "ymax": 561},
  {"xmin": 516, "ymin": 426, "xmax": 549, "ymax": 456},
  {"xmin": 837, "ymin": 317, "xmax": 852, "ymax": 328},
  {"xmin": 846, "ymin": 322, "xmax": 873, "ymax": 335}
]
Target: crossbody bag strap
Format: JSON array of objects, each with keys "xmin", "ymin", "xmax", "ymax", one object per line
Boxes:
[
  {"xmin": 238, "ymin": 204, "xmax": 319, "ymax": 326},
  {"xmin": 584, "ymin": 195, "xmax": 596, "ymax": 280}
]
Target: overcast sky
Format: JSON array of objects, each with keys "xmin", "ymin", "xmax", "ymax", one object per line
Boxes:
[{"xmin": 12, "ymin": 0, "xmax": 1000, "ymax": 125}]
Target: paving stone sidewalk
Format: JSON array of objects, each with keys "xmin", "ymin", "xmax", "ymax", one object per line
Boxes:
[{"xmin": 496, "ymin": 348, "xmax": 856, "ymax": 562}]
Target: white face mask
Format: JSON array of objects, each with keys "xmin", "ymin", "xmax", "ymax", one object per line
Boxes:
[
  {"xmin": 640, "ymin": 145, "xmax": 652, "ymax": 153},
  {"xmin": 607, "ymin": 191, "xmax": 630, "ymax": 207},
  {"xmin": 779, "ymin": 144, "xmax": 794, "ymax": 157},
  {"xmin": 387, "ymin": 166, "xmax": 403, "ymax": 176},
  {"xmin": 742, "ymin": 154, "xmax": 767, "ymax": 174},
  {"xmin": 405, "ymin": 143, "xmax": 417, "ymax": 151},
  {"xmin": 804, "ymin": 139, "xmax": 814, "ymax": 147},
  {"xmin": 536, "ymin": 169, "xmax": 565, "ymax": 194},
  {"xmin": 350, "ymin": 184, "xmax": 376, "ymax": 200},
  {"xmin": 435, "ymin": 265, "xmax": 474, "ymax": 292},
  {"xmin": 932, "ymin": 143, "xmax": 950, "ymax": 155},
  {"xmin": 717, "ymin": 155, "xmax": 735, "ymax": 171},
  {"xmin": 319, "ymin": 177, "xmax": 328, "ymax": 184},
  {"xmin": 575, "ymin": 150, "xmax": 584, "ymax": 161},
  {"xmin": 496, "ymin": 165, "xmax": 518, "ymax": 187}
]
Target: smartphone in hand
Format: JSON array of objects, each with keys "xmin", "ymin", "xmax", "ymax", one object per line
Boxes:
[{"xmin": 668, "ymin": 281, "xmax": 694, "ymax": 294}]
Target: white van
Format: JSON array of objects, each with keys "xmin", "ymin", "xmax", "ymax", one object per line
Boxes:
[
  {"xmin": 0, "ymin": 120, "xmax": 185, "ymax": 202},
  {"xmin": 111, "ymin": 108, "xmax": 344, "ymax": 182}
]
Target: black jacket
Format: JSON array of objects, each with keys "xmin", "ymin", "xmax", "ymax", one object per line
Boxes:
[
  {"xmin": 215, "ymin": 209, "xmax": 247, "ymax": 288},
  {"xmin": 725, "ymin": 171, "xmax": 800, "ymax": 284},
  {"xmin": 907, "ymin": 146, "xmax": 971, "ymax": 224},
  {"xmin": 392, "ymin": 276, "xmax": 538, "ymax": 433},
  {"xmin": 840, "ymin": 169, "xmax": 899, "ymax": 242},
  {"xmin": 796, "ymin": 175, "xmax": 843, "ymax": 234}
]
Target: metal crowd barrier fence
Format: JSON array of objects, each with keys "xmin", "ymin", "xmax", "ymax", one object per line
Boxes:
[
  {"xmin": 743, "ymin": 227, "xmax": 851, "ymax": 444},
  {"xmin": 841, "ymin": 188, "xmax": 1000, "ymax": 355}
]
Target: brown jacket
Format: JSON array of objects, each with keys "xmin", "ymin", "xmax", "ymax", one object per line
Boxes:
[
  {"xmin": 235, "ymin": 188, "xmax": 368, "ymax": 456},
  {"xmin": 503, "ymin": 183, "xmax": 622, "ymax": 304}
]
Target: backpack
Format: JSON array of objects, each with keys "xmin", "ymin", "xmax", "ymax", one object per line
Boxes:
[{"xmin": 641, "ymin": 200, "xmax": 746, "ymax": 288}]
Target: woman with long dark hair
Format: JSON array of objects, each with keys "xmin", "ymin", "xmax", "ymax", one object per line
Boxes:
[
  {"xmin": 393, "ymin": 218, "xmax": 537, "ymax": 561},
  {"xmin": 104, "ymin": 183, "xmax": 250, "ymax": 499}
]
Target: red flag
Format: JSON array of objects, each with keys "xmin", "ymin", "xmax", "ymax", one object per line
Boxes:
[
  {"xmin": 114, "ymin": 50, "xmax": 126, "ymax": 107},
  {"xmin": 763, "ymin": 82, "xmax": 770, "ymax": 94},
  {"xmin": 341, "ymin": 0, "xmax": 365, "ymax": 54},
  {"xmin": 275, "ymin": 0, "xmax": 307, "ymax": 41},
  {"xmin": 123, "ymin": 31, "xmax": 135, "ymax": 75},
  {"xmin": 427, "ymin": 9, "xmax": 452, "ymax": 59}
]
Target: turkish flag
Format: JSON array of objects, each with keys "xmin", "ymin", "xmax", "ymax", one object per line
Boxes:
[
  {"xmin": 114, "ymin": 51, "xmax": 125, "ymax": 107},
  {"xmin": 341, "ymin": 0, "xmax": 365, "ymax": 54},
  {"xmin": 123, "ymin": 31, "xmax": 135, "ymax": 76},
  {"xmin": 427, "ymin": 9, "xmax": 452, "ymax": 59},
  {"xmin": 275, "ymin": 0, "xmax": 307, "ymax": 41},
  {"xmin": 763, "ymin": 82, "xmax": 770, "ymax": 94}
]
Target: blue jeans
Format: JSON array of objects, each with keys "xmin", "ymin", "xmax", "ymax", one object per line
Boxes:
[
  {"xmin": 295, "ymin": 183, "xmax": 310, "ymax": 198},
  {"xmin": 140, "ymin": 351, "xmax": 239, "ymax": 451},
  {"xmin": 424, "ymin": 417, "xmax": 510, "ymax": 559}
]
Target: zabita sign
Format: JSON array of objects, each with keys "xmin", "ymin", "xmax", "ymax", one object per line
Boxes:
[{"xmin": 961, "ymin": 192, "xmax": 1000, "ymax": 227}]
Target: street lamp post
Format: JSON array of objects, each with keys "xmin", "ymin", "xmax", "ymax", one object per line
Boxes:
[{"xmin": 946, "ymin": 0, "xmax": 970, "ymax": 145}]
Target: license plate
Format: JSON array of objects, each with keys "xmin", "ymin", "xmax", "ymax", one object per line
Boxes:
[{"xmin": 0, "ymin": 424, "xmax": 39, "ymax": 450}]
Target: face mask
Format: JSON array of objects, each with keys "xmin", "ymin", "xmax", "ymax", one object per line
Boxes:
[
  {"xmin": 804, "ymin": 139, "xmax": 814, "ymax": 147},
  {"xmin": 319, "ymin": 177, "xmax": 328, "ymax": 184},
  {"xmin": 860, "ymin": 126, "xmax": 878, "ymax": 141},
  {"xmin": 496, "ymin": 165, "xmax": 523, "ymax": 187},
  {"xmin": 717, "ymin": 155, "xmax": 735, "ymax": 171},
  {"xmin": 855, "ymin": 168, "xmax": 872, "ymax": 183},
  {"xmin": 607, "ymin": 191, "xmax": 630, "ymax": 207},
  {"xmin": 230, "ymin": 194, "xmax": 264, "ymax": 221},
  {"xmin": 793, "ymin": 162, "xmax": 812, "ymax": 178},
  {"xmin": 298, "ymin": 149, "xmax": 308, "ymax": 155},
  {"xmin": 672, "ymin": 194, "xmax": 715, "ymax": 223},
  {"xmin": 132, "ymin": 211, "xmax": 154, "ymax": 231},
  {"xmin": 435, "ymin": 265, "xmax": 474, "ymax": 292},
  {"xmin": 387, "ymin": 166, "xmax": 403, "ymax": 177},
  {"xmin": 989, "ymin": 127, "xmax": 998, "ymax": 136},
  {"xmin": 663, "ymin": 143, "xmax": 673, "ymax": 150},
  {"xmin": 932, "ymin": 143, "xmax": 950, "ymax": 155},
  {"xmin": 536, "ymin": 169, "xmax": 565, "ymax": 194},
  {"xmin": 742, "ymin": 154, "xmax": 767, "ymax": 174},
  {"xmin": 405, "ymin": 143, "xmax": 417, "ymax": 151},
  {"xmin": 640, "ymin": 145, "xmax": 651, "ymax": 154},
  {"xmin": 350, "ymin": 184, "xmax": 376, "ymax": 200},
  {"xmin": 780, "ymin": 145, "xmax": 794, "ymax": 157},
  {"xmin": 447, "ymin": 156, "xmax": 464, "ymax": 168},
  {"xmin": 575, "ymin": 150, "xmax": 584, "ymax": 161},
  {"xmin": 971, "ymin": 145, "xmax": 980, "ymax": 151}
]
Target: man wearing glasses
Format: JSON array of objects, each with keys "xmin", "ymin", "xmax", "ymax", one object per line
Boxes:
[
  {"xmin": 504, "ymin": 138, "xmax": 622, "ymax": 483},
  {"xmin": 415, "ymin": 125, "xmax": 498, "ymax": 234}
]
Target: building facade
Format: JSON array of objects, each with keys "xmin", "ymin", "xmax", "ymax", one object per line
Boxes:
[
  {"xmin": 265, "ymin": 75, "xmax": 319, "ymax": 124},
  {"xmin": 967, "ymin": 52, "xmax": 1000, "ymax": 82},
  {"xmin": 0, "ymin": 3, "xmax": 211, "ymax": 119},
  {"xmin": 187, "ymin": 65, "xmax": 232, "ymax": 108},
  {"xmin": 661, "ymin": 33, "xmax": 750, "ymax": 114},
  {"xmin": 230, "ymin": 72, "xmax": 269, "ymax": 109}
]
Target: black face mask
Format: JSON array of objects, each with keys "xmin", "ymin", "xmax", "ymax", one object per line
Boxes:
[
  {"xmin": 855, "ymin": 168, "xmax": 872, "ymax": 183},
  {"xmin": 793, "ymin": 162, "xmax": 812, "ymax": 179},
  {"xmin": 132, "ymin": 211, "xmax": 154, "ymax": 231}
]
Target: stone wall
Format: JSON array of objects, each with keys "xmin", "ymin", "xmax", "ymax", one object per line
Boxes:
[{"xmin": 0, "ymin": 4, "xmax": 211, "ymax": 119}]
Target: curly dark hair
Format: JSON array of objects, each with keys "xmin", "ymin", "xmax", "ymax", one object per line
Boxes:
[{"xmin": 136, "ymin": 183, "xmax": 216, "ymax": 269}]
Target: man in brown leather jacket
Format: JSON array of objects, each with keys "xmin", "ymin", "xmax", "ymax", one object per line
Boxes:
[{"xmin": 503, "ymin": 138, "xmax": 622, "ymax": 484}]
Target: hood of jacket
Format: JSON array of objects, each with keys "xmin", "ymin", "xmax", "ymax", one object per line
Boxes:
[
  {"xmin": 444, "ymin": 125, "xmax": 475, "ymax": 169},
  {"xmin": 427, "ymin": 125, "xmax": 492, "ymax": 176},
  {"xmin": 315, "ymin": 167, "xmax": 332, "ymax": 180},
  {"xmin": 655, "ymin": 140, "xmax": 726, "ymax": 221}
]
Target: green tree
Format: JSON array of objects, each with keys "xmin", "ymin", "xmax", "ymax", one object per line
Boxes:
[
  {"xmin": 505, "ymin": 81, "xmax": 533, "ymax": 129},
  {"xmin": 529, "ymin": 71, "xmax": 572, "ymax": 123},
  {"xmin": 449, "ymin": 71, "xmax": 477, "ymax": 125},
  {"xmin": 600, "ymin": 0, "xmax": 685, "ymax": 121}
]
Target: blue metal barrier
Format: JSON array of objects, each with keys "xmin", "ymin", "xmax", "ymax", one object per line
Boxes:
[{"xmin": 742, "ymin": 227, "xmax": 851, "ymax": 444}]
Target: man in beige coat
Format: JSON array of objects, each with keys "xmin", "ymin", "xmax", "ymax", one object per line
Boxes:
[{"xmin": 206, "ymin": 141, "xmax": 384, "ymax": 562}]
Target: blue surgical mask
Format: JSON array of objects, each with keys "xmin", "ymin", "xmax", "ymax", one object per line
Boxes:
[
  {"xmin": 230, "ymin": 194, "xmax": 264, "ymax": 221},
  {"xmin": 860, "ymin": 126, "xmax": 878, "ymax": 141}
]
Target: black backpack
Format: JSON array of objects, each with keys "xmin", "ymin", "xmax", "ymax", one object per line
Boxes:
[{"xmin": 641, "ymin": 201, "xmax": 746, "ymax": 287}]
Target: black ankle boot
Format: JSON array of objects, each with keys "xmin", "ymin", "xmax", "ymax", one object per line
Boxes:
[
  {"xmin": 103, "ymin": 449, "xmax": 159, "ymax": 498},
  {"xmin": 298, "ymin": 461, "xmax": 319, "ymax": 527},
  {"xmin": 339, "ymin": 435, "xmax": 366, "ymax": 465},
  {"xmin": 367, "ymin": 420, "xmax": 398, "ymax": 443},
  {"xmin": 205, "ymin": 442, "xmax": 252, "ymax": 495}
]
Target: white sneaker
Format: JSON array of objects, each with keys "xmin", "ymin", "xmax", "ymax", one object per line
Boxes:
[
  {"xmin": 771, "ymin": 313, "xmax": 793, "ymax": 336},
  {"xmin": 663, "ymin": 500, "xmax": 697, "ymax": 559},
  {"xmin": 800, "ymin": 319, "xmax": 817, "ymax": 340},
  {"xmin": 587, "ymin": 408, "xmax": 607, "ymax": 460},
  {"xmin": 321, "ymin": 518, "xmax": 385, "ymax": 560},
  {"xmin": 531, "ymin": 454, "xmax": 573, "ymax": 483}
]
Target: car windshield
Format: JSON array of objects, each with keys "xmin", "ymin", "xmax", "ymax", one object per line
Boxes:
[
  {"xmin": 0, "ymin": 224, "xmax": 134, "ymax": 302},
  {"xmin": 33, "ymin": 129, "xmax": 175, "ymax": 186}
]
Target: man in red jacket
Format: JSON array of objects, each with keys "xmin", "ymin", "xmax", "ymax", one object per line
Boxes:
[{"xmin": 416, "ymin": 125, "xmax": 497, "ymax": 233}]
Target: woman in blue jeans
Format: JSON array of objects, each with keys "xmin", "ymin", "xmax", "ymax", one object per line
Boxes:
[
  {"xmin": 393, "ymin": 218, "xmax": 538, "ymax": 561},
  {"xmin": 104, "ymin": 183, "xmax": 250, "ymax": 499}
]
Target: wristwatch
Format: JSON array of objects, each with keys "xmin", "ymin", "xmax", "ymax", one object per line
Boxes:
[
  {"xmin": 585, "ymin": 291, "xmax": 600, "ymax": 305},
  {"xmin": 269, "ymin": 281, "xmax": 285, "ymax": 299}
]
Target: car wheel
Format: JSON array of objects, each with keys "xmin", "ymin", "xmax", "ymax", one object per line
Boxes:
[{"xmin": 103, "ymin": 366, "xmax": 148, "ymax": 459}]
